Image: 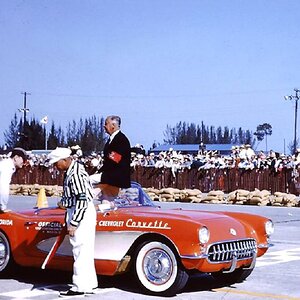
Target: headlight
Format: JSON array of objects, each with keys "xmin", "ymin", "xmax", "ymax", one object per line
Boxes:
[
  {"xmin": 199, "ymin": 226, "xmax": 210, "ymax": 244},
  {"xmin": 265, "ymin": 220, "xmax": 274, "ymax": 236}
]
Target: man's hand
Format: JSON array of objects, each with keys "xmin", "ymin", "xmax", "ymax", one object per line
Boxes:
[
  {"xmin": 57, "ymin": 201, "xmax": 66, "ymax": 210},
  {"xmin": 68, "ymin": 224, "xmax": 77, "ymax": 237}
]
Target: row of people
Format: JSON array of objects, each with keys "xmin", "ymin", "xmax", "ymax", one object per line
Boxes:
[
  {"xmin": 2, "ymin": 146, "xmax": 300, "ymax": 174},
  {"xmin": 129, "ymin": 149, "xmax": 299, "ymax": 173}
]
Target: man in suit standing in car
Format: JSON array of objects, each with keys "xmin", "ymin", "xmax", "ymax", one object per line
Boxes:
[{"xmin": 91, "ymin": 115, "xmax": 131, "ymax": 199}]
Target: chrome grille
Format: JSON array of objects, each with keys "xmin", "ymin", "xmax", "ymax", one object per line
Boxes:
[{"xmin": 207, "ymin": 239, "xmax": 257, "ymax": 263}]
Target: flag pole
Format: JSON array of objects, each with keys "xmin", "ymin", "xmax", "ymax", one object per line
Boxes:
[
  {"xmin": 40, "ymin": 116, "xmax": 48, "ymax": 150},
  {"xmin": 45, "ymin": 124, "xmax": 47, "ymax": 150}
]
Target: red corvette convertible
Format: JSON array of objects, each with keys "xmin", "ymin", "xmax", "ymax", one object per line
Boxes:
[{"xmin": 0, "ymin": 182, "xmax": 274, "ymax": 296}]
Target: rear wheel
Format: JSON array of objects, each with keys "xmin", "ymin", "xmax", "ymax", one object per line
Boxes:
[
  {"xmin": 134, "ymin": 241, "xmax": 188, "ymax": 296},
  {"xmin": 0, "ymin": 231, "xmax": 12, "ymax": 273}
]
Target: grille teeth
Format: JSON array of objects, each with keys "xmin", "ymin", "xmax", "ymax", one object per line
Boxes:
[{"xmin": 207, "ymin": 239, "xmax": 257, "ymax": 263}]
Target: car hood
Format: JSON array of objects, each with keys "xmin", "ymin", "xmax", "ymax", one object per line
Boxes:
[
  {"xmin": 126, "ymin": 206, "xmax": 229, "ymax": 222},
  {"xmin": 120, "ymin": 206, "xmax": 252, "ymax": 240}
]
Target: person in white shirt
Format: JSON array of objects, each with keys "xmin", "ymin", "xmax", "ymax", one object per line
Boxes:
[
  {"xmin": 245, "ymin": 144, "xmax": 256, "ymax": 159},
  {"xmin": 0, "ymin": 147, "xmax": 27, "ymax": 213},
  {"xmin": 48, "ymin": 147, "xmax": 98, "ymax": 297}
]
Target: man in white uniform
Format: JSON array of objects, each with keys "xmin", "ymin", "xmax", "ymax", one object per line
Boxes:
[
  {"xmin": 0, "ymin": 147, "xmax": 27, "ymax": 213},
  {"xmin": 48, "ymin": 147, "xmax": 98, "ymax": 297}
]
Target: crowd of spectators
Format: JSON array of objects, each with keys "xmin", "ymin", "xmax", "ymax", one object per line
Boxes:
[
  {"xmin": 128, "ymin": 144, "xmax": 300, "ymax": 175},
  {"xmin": 1, "ymin": 144, "xmax": 300, "ymax": 177}
]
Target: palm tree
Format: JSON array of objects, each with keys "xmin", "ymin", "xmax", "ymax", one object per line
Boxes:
[{"xmin": 254, "ymin": 123, "xmax": 272, "ymax": 153}]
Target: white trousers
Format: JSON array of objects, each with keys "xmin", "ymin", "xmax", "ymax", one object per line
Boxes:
[
  {"xmin": 66, "ymin": 202, "xmax": 98, "ymax": 292},
  {"xmin": 0, "ymin": 170, "xmax": 12, "ymax": 211}
]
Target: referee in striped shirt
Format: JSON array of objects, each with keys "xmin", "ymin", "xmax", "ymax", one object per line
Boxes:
[{"xmin": 48, "ymin": 147, "xmax": 98, "ymax": 297}]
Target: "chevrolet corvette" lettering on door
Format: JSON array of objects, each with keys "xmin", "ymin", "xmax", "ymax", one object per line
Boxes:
[{"xmin": 126, "ymin": 218, "xmax": 171, "ymax": 229}]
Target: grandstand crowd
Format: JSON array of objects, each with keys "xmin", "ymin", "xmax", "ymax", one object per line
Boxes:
[{"xmin": 1, "ymin": 144, "xmax": 300, "ymax": 176}]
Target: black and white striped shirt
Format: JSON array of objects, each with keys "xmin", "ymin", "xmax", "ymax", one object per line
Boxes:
[{"xmin": 61, "ymin": 160, "xmax": 94, "ymax": 227}]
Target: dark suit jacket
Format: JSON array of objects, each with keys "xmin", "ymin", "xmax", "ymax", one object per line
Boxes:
[{"xmin": 100, "ymin": 131, "xmax": 131, "ymax": 188}]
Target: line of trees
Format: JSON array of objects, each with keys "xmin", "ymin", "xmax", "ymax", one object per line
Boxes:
[
  {"xmin": 2, "ymin": 114, "xmax": 277, "ymax": 154},
  {"xmin": 163, "ymin": 121, "xmax": 255, "ymax": 146},
  {"xmin": 3, "ymin": 113, "xmax": 106, "ymax": 153}
]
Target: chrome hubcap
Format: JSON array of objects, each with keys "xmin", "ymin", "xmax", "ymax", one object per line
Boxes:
[
  {"xmin": 0, "ymin": 236, "xmax": 8, "ymax": 271},
  {"xmin": 143, "ymin": 249, "xmax": 173, "ymax": 285}
]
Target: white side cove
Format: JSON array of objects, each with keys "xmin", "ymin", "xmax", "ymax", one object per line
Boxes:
[
  {"xmin": 94, "ymin": 231, "xmax": 143, "ymax": 260},
  {"xmin": 37, "ymin": 236, "xmax": 72, "ymax": 256},
  {"xmin": 37, "ymin": 231, "xmax": 144, "ymax": 261}
]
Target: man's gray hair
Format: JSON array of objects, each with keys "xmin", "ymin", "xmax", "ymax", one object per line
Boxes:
[{"xmin": 108, "ymin": 115, "xmax": 121, "ymax": 127}]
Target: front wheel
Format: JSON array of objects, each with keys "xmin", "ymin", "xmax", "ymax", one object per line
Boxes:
[
  {"xmin": 0, "ymin": 231, "xmax": 13, "ymax": 273},
  {"xmin": 134, "ymin": 241, "xmax": 189, "ymax": 296}
]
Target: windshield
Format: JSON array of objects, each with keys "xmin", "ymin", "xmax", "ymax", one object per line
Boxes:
[{"xmin": 114, "ymin": 183, "xmax": 155, "ymax": 208}]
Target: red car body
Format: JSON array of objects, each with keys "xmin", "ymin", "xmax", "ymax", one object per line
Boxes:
[{"xmin": 0, "ymin": 182, "xmax": 273, "ymax": 295}]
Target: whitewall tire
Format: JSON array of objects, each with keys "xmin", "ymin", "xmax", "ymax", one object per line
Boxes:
[
  {"xmin": 0, "ymin": 232, "xmax": 11, "ymax": 272},
  {"xmin": 134, "ymin": 241, "xmax": 188, "ymax": 295}
]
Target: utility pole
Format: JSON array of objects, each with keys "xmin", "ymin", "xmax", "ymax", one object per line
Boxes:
[
  {"xmin": 19, "ymin": 92, "xmax": 30, "ymax": 125},
  {"xmin": 284, "ymin": 88, "xmax": 299, "ymax": 154},
  {"xmin": 18, "ymin": 92, "xmax": 31, "ymax": 148}
]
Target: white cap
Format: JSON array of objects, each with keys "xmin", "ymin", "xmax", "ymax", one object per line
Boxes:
[{"xmin": 48, "ymin": 147, "xmax": 72, "ymax": 164}]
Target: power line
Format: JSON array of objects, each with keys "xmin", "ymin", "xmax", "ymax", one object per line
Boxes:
[{"xmin": 32, "ymin": 87, "xmax": 290, "ymax": 99}]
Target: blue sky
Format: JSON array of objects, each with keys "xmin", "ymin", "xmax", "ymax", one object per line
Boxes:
[{"xmin": 1, "ymin": 0, "xmax": 300, "ymax": 153}]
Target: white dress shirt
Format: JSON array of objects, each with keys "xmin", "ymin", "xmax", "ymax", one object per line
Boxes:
[
  {"xmin": 0, "ymin": 158, "xmax": 15, "ymax": 211},
  {"xmin": 109, "ymin": 130, "xmax": 120, "ymax": 143}
]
